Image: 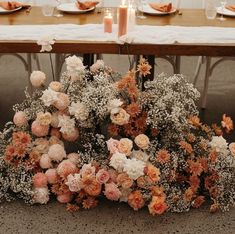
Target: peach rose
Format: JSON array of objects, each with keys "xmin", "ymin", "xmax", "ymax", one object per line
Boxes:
[
  {"xmin": 57, "ymin": 192, "xmax": 73, "ymax": 203},
  {"xmin": 48, "ymin": 143, "xmax": 66, "ymax": 162},
  {"xmin": 229, "ymin": 143, "xmax": 235, "ymax": 157},
  {"xmin": 146, "ymin": 164, "xmax": 161, "ymax": 183},
  {"xmin": 45, "ymin": 169, "xmax": 59, "ymax": 184},
  {"xmin": 118, "ymin": 138, "xmax": 133, "ymax": 156},
  {"xmin": 67, "ymin": 153, "xmax": 80, "ymax": 165},
  {"xmin": 82, "ymin": 176, "xmax": 102, "ymax": 196},
  {"xmin": 80, "ymin": 163, "xmax": 95, "ymax": 178},
  {"xmin": 49, "ymin": 136, "xmax": 64, "ymax": 146},
  {"xmin": 107, "ymin": 169, "xmax": 118, "ymax": 183},
  {"xmin": 49, "ymin": 81, "xmax": 62, "ymax": 92},
  {"xmin": 134, "ymin": 134, "xmax": 150, "ymax": 150},
  {"xmin": 53, "ymin": 93, "xmax": 70, "ymax": 111},
  {"xmin": 128, "ymin": 190, "xmax": 145, "ymax": 211},
  {"xmin": 106, "ymin": 138, "xmax": 120, "ymax": 154},
  {"xmin": 34, "ymin": 138, "xmax": 49, "ymax": 154},
  {"xmin": 31, "ymin": 121, "xmax": 49, "ymax": 137},
  {"xmin": 50, "ymin": 128, "xmax": 61, "ymax": 139},
  {"xmin": 51, "ymin": 112, "xmax": 59, "ymax": 128},
  {"xmin": 32, "ymin": 172, "xmax": 48, "ymax": 188},
  {"xmin": 62, "ymin": 128, "xmax": 79, "ymax": 142},
  {"xmin": 13, "ymin": 111, "xmax": 27, "ymax": 127},
  {"xmin": 39, "ymin": 154, "xmax": 52, "ymax": 169},
  {"xmin": 110, "ymin": 108, "xmax": 130, "ymax": 126},
  {"xmin": 116, "ymin": 173, "xmax": 133, "ymax": 189},
  {"xmin": 57, "ymin": 160, "xmax": 77, "ymax": 179},
  {"xmin": 36, "ymin": 112, "xmax": 52, "ymax": 126},
  {"xmin": 104, "ymin": 182, "xmax": 121, "ymax": 201},
  {"xmin": 96, "ymin": 169, "xmax": 110, "ymax": 184},
  {"xmin": 148, "ymin": 196, "xmax": 168, "ymax": 215}
]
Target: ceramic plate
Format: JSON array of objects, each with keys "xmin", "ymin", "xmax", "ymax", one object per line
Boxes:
[
  {"xmin": 0, "ymin": 6, "xmax": 22, "ymax": 14},
  {"xmin": 217, "ymin": 6, "xmax": 235, "ymax": 17},
  {"xmin": 138, "ymin": 4, "xmax": 176, "ymax": 15},
  {"xmin": 57, "ymin": 3, "xmax": 95, "ymax": 14}
]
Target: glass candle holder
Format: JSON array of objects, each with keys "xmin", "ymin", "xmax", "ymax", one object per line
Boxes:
[{"xmin": 103, "ymin": 8, "xmax": 113, "ymax": 33}]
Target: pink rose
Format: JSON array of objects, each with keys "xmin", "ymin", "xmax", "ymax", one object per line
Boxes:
[
  {"xmin": 13, "ymin": 111, "xmax": 27, "ymax": 127},
  {"xmin": 57, "ymin": 159, "xmax": 77, "ymax": 179},
  {"xmin": 50, "ymin": 128, "xmax": 61, "ymax": 139},
  {"xmin": 118, "ymin": 138, "xmax": 133, "ymax": 156},
  {"xmin": 67, "ymin": 153, "xmax": 80, "ymax": 165},
  {"xmin": 104, "ymin": 183, "xmax": 121, "ymax": 201},
  {"xmin": 107, "ymin": 169, "xmax": 118, "ymax": 183},
  {"xmin": 40, "ymin": 154, "xmax": 52, "ymax": 169},
  {"xmin": 106, "ymin": 138, "xmax": 120, "ymax": 154},
  {"xmin": 96, "ymin": 169, "xmax": 110, "ymax": 184},
  {"xmin": 32, "ymin": 172, "xmax": 48, "ymax": 188},
  {"xmin": 57, "ymin": 192, "xmax": 73, "ymax": 203},
  {"xmin": 62, "ymin": 128, "xmax": 79, "ymax": 142},
  {"xmin": 45, "ymin": 169, "xmax": 59, "ymax": 184},
  {"xmin": 31, "ymin": 121, "xmax": 49, "ymax": 137}
]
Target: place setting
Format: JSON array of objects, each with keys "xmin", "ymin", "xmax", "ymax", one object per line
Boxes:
[
  {"xmin": 56, "ymin": 0, "xmax": 100, "ymax": 14},
  {"xmin": 0, "ymin": 1, "xmax": 31, "ymax": 14}
]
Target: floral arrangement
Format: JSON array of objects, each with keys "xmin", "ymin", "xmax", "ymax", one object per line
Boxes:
[{"xmin": 0, "ymin": 56, "xmax": 234, "ymax": 215}]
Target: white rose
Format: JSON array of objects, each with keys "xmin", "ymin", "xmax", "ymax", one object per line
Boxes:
[
  {"xmin": 30, "ymin": 71, "xmax": 46, "ymax": 87},
  {"xmin": 110, "ymin": 152, "xmax": 127, "ymax": 171}
]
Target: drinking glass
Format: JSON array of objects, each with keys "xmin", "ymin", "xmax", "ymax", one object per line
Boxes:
[
  {"xmin": 53, "ymin": 0, "xmax": 63, "ymax": 17},
  {"xmin": 219, "ymin": 0, "xmax": 227, "ymax": 21},
  {"xmin": 205, "ymin": 0, "xmax": 217, "ymax": 20},
  {"xmin": 41, "ymin": 4, "xmax": 55, "ymax": 16},
  {"xmin": 137, "ymin": 0, "xmax": 146, "ymax": 19}
]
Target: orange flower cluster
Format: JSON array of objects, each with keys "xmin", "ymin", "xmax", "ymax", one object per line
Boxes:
[
  {"xmin": 179, "ymin": 141, "xmax": 193, "ymax": 154},
  {"xmin": 221, "ymin": 114, "xmax": 234, "ymax": 133},
  {"xmin": 188, "ymin": 116, "xmax": 202, "ymax": 128},
  {"xmin": 128, "ymin": 190, "xmax": 145, "ymax": 211},
  {"xmin": 187, "ymin": 159, "xmax": 203, "ymax": 176},
  {"xmin": 137, "ymin": 58, "xmax": 152, "ymax": 77},
  {"xmin": 148, "ymin": 196, "xmax": 168, "ymax": 215},
  {"xmin": 156, "ymin": 149, "xmax": 171, "ymax": 164}
]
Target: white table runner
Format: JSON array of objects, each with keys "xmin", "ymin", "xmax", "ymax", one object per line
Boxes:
[{"xmin": 1, "ymin": 24, "xmax": 235, "ymax": 45}]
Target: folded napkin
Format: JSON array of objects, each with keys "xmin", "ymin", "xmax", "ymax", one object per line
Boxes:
[
  {"xmin": 0, "ymin": 1, "xmax": 30, "ymax": 10},
  {"xmin": 76, "ymin": 1, "xmax": 99, "ymax": 10},
  {"xmin": 149, "ymin": 3, "xmax": 172, "ymax": 12},
  {"xmin": 226, "ymin": 5, "xmax": 235, "ymax": 12}
]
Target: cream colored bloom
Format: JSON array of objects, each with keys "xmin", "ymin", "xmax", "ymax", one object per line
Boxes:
[
  {"xmin": 36, "ymin": 112, "xmax": 52, "ymax": 126},
  {"xmin": 110, "ymin": 108, "xmax": 130, "ymax": 126},
  {"xmin": 134, "ymin": 134, "xmax": 150, "ymax": 150},
  {"xmin": 118, "ymin": 138, "xmax": 133, "ymax": 156},
  {"xmin": 229, "ymin": 143, "xmax": 235, "ymax": 157},
  {"xmin": 49, "ymin": 81, "xmax": 62, "ymax": 92}
]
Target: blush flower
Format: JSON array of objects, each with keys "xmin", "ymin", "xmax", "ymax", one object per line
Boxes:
[
  {"xmin": 90, "ymin": 59, "xmax": 105, "ymax": 73},
  {"xmin": 66, "ymin": 173, "xmax": 82, "ymax": 192},
  {"xmin": 81, "ymin": 176, "xmax": 102, "ymax": 196},
  {"xmin": 116, "ymin": 173, "xmax": 133, "ymax": 189},
  {"xmin": 57, "ymin": 160, "xmax": 77, "ymax": 179},
  {"xmin": 96, "ymin": 169, "xmax": 110, "ymax": 184},
  {"xmin": 57, "ymin": 192, "xmax": 73, "ymax": 203},
  {"xmin": 30, "ymin": 71, "xmax": 46, "ymax": 87},
  {"xmin": 48, "ymin": 144, "xmax": 66, "ymax": 162},
  {"xmin": 49, "ymin": 81, "xmax": 62, "ymax": 92},
  {"xmin": 229, "ymin": 143, "xmax": 235, "ymax": 157},
  {"xmin": 146, "ymin": 164, "xmax": 161, "ymax": 183},
  {"xmin": 67, "ymin": 153, "xmax": 81, "ymax": 165},
  {"xmin": 53, "ymin": 93, "xmax": 70, "ymax": 111},
  {"xmin": 13, "ymin": 111, "xmax": 28, "ymax": 127},
  {"xmin": 118, "ymin": 138, "xmax": 133, "ymax": 156},
  {"xmin": 110, "ymin": 108, "xmax": 130, "ymax": 126},
  {"xmin": 80, "ymin": 163, "xmax": 96, "ymax": 178},
  {"xmin": 39, "ymin": 154, "xmax": 52, "ymax": 169},
  {"xmin": 36, "ymin": 112, "xmax": 52, "ymax": 126},
  {"xmin": 33, "ymin": 187, "xmax": 49, "ymax": 204},
  {"xmin": 45, "ymin": 169, "xmax": 59, "ymax": 184},
  {"xmin": 32, "ymin": 172, "xmax": 48, "ymax": 188},
  {"xmin": 31, "ymin": 121, "xmax": 49, "ymax": 137},
  {"xmin": 134, "ymin": 134, "xmax": 150, "ymax": 150},
  {"xmin": 106, "ymin": 138, "xmax": 120, "ymax": 154},
  {"xmin": 62, "ymin": 128, "xmax": 79, "ymax": 142},
  {"xmin": 104, "ymin": 182, "xmax": 121, "ymax": 201}
]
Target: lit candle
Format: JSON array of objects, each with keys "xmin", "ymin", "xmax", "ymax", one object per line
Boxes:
[
  {"xmin": 104, "ymin": 13, "xmax": 113, "ymax": 33},
  {"xmin": 118, "ymin": 2, "xmax": 128, "ymax": 37}
]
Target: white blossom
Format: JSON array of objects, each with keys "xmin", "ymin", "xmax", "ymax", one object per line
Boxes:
[
  {"xmin": 123, "ymin": 158, "xmax": 145, "ymax": 180},
  {"xmin": 40, "ymin": 88, "xmax": 58, "ymax": 107},
  {"xmin": 109, "ymin": 152, "xmax": 127, "ymax": 171},
  {"xmin": 66, "ymin": 174, "xmax": 82, "ymax": 192},
  {"xmin": 210, "ymin": 136, "xmax": 229, "ymax": 155},
  {"xmin": 58, "ymin": 115, "xmax": 75, "ymax": 134},
  {"xmin": 37, "ymin": 36, "xmax": 55, "ymax": 52},
  {"xmin": 69, "ymin": 101, "xmax": 89, "ymax": 121},
  {"xmin": 107, "ymin": 99, "xmax": 123, "ymax": 112}
]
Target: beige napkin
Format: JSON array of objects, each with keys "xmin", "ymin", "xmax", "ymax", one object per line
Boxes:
[
  {"xmin": 76, "ymin": 1, "xmax": 99, "ymax": 10},
  {"xmin": 0, "ymin": 1, "xmax": 30, "ymax": 10},
  {"xmin": 149, "ymin": 3, "xmax": 172, "ymax": 12},
  {"xmin": 226, "ymin": 5, "xmax": 235, "ymax": 12}
]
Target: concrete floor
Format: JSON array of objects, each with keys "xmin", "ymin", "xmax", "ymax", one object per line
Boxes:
[{"xmin": 0, "ymin": 54, "xmax": 235, "ymax": 234}]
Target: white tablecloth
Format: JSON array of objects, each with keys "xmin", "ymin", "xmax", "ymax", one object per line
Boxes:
[{"xmin": 1, "ymin": 24, "xmax": 235, "ymax": 45}]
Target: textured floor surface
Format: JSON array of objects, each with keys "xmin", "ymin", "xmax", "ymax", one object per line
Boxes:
[{"xmin": 0, "ymin": 54, "xmax": 234, "ymax": 234}]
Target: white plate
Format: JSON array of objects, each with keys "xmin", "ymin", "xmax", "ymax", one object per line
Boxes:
[
  {"xmin": 138, "ymin": 4, "xmax": 176, "ymax": 15},
  {"xmin": 217, "ymin": 6, "xmax": 235, "ymax": 17},
  {"xmin": 57, "ymin": 3, "xmax": 95, "ymax": 14},
  {"xmin": 0, "ymin": 6, "xmax": 22, "ymax": 14}
]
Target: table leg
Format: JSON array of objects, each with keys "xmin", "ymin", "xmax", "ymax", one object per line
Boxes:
[{"xmin": 83, "ymin": 54, "xmax": 94, "ymax": 68}]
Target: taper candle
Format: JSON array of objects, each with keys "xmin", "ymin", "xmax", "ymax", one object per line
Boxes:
[{"xmin": 118, "ymin": 4, "xmax": 128, "ymax": 37}]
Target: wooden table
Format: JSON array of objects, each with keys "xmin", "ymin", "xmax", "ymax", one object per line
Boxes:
[{"xmin": 0, "ymin": 7, "xmax": 235, "ymax": 56}]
